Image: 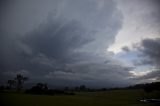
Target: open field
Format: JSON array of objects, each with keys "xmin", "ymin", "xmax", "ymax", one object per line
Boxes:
[{"xmin": 0, "ymin": 89, "xmax": 160, "ymax": 106}]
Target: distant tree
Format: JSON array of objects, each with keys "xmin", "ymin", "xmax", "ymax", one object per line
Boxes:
[
  {"xmin": 144, "ymin": 84, "xmax": 153, "ymax": 93},
  {"xmin": 0, "ymin": 85, "xmax": 5, "ymax": 92},
  {"xmin": 26, "ymin": 83, "xmax": 48, "ymax": 94},
  {"xmin": 80, "ymin": 85, "xmax": 86, "ymax": 91},
  {"xmin": 36, "ymin": 83, "xmax": 48, "ymax": 91},
  {"xmin": 14, "ymin": 74, "xmax": 28, "ymax": 91},
  {"xmin": 7, "ymin": 80, "xmax": 16, "ymax": 89},
  {"xmin": 143, "ymin": 82, "xmax": 160, "ymax": 93},
  {"xmin": 75, "ymin": 86, "xmax": 79, "ymax": 91},
  {"xmin": 64, "ymin": 86, "xmax": 69, "ymax": 91},
  {"xmin": 25, "ymin": 83, "xmax": 75, "ymax": 95},
  {"xmin": 101, "ymin": 88, "xmax": 107, "ymax": 91},
  {"xmin": 43, "ymin": 83, "xmax": 48, "ymax": 91},
  {"xmin": 36, "ymin": 83, "xmax": 44, "ymax": 89}
]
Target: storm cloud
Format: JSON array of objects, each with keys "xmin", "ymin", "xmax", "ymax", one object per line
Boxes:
[
  {"xmin": 136, "ymin": 38, "xmax": 160, "ymax": 67},
  {"xmin": 129, "ymin": 38, "xmax": 160, "ymax": 83},
  {"xmin": 2, "ymin": 0, "xmax": 159, "ymax": 87}
]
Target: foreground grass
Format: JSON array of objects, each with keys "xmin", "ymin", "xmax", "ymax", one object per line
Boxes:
[{"xmin": 0, "ymin": 89, "xmax": 159, "ymax": 106}]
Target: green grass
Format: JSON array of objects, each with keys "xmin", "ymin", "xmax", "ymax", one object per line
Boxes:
[{"xmin": 0, "ymin": 89, "xmax": 160, "ymax": 106}]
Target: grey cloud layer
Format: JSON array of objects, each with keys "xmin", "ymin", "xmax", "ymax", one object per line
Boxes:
[{"xmin": 0, "ymin": 0, "xmax": 134, "ymax": 87}]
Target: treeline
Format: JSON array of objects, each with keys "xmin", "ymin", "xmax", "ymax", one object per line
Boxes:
[
  {"xmin": 0, "ymin": 74, "xmax": 28, "ymax": 91},
  {"xmin": 25, "ymin": 84, "xmax": 107, "ymax": 95},
  {"xmin": 0, "ymin": 74, "xmax": 160, "ymax": 95},
  {"xmin": 25, "ymin": 83, "xmax": 75, "ymax": 95},
  {"xmin": 126, "ymin": 82, "xmax": 160, "ymax": 92},
  {"xmin": 0, "ymin": 74, "xmax": 95, "ymax": 95}
]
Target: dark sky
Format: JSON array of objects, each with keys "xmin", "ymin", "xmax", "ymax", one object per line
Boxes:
[{"xmin": 0, "ymin": 0, "xmax": 160, "ymax": 88}]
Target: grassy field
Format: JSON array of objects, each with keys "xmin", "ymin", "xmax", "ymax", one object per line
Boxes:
[{"xmin": 0, "ymin": 89, "xmax": 160, "ymax": 106}]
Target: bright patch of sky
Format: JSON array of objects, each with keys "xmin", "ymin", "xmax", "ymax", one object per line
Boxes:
[{"xmin": 108, "ymin": 0, "xmax": 160, "ymax": 53}]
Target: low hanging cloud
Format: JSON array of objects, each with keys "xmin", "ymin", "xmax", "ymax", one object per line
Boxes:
[{"xmin": 0, "ymin": 0, "xmax": 135, "ymax": 87}]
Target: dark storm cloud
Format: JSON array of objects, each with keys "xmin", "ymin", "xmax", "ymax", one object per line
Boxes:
[
  {"xmin": 148, "ymin": 0, "xmax": 160, "ymax": 27},
  {"xmin": 44, "ymin": 58, "xmax": 134, "ymax": 87},
  {"xmin": 125, "ymin": 0, "xmax": 160, "ymax": 29},
  {"xmin": 137, "ymin": 38, "xmax": 160, "ymax": 67},
  {"xmin": 0, "ymin": 0, "xmax": 134, "ymax": 87},
  {"xmin": 131, "ymin": 38, "xmax": 160, "ymax": 82},
  {"xmin": 122, "ymin": 46, "xmax": 130, "ymax": 52},
  {"xmin": 21, "ymin": 17, "xmax": 131, "ymax": 87},
  {"xmin": 24, "ymin": 20, "xmax": 92, "ymax": 59},
  {"xmin": 131, "ymin": 68, "xmax": 160, "ymax": 83},
  {"xmin": 0, "ymin": 0, "xmax": 11, "ymax": 11},
  {"xmin": 140, "ymin": 69, "xmax": 160, "ymax": 80}
]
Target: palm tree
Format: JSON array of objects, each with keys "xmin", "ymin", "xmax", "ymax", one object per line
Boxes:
[
  {"xmin": 7, "ymin": 80, "xmax": 16, "ymax": 89},
  {"xmin": 14, "ymin": 74, "xmax": 28, "ymax": 91}
]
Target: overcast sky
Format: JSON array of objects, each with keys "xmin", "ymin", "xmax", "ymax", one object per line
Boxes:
[{"xmin": 0, "ymin": 0, "xmax": 160, "ymax": 88}]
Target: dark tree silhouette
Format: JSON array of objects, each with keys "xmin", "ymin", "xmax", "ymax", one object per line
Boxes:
[
  {"xmin": 64, "ymin": 86, "xmax": 69, "ymax": 91},
  {"xmin": 0, "ymin": 85, "xmax": 5, "ymax": 92},
  {"xmin": 80, "ymin": 85, "xmax": 86, "ymax": 91},
  {"xmin": 14, "ymin": 74, "xmax": 28, "ymax": 91},
  {"xmin": 26, "ymin": 83, "xmax": 49, "ymax": 94},
  {"xmin": 143, "ymin": 82, "xmax": 160, "ymax": 93},
  {"xmin": 75, "ymin": 86, "xmax": 79, "ymax": 91},
  {"xmin": 7, "ymin": 80, "xmax": 16, "ymax": 89},
  {"xmin": 25, "ymin": 83, "xmax": 75, "ymax": 95},
  {"xmin": 36, "ymin": 83, "xmax": 48, "ymax": 90}
]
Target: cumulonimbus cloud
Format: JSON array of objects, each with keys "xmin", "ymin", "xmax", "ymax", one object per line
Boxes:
[{"xmin": 0, "ymin": 0, "xmax": 135, "ymax": 87}]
